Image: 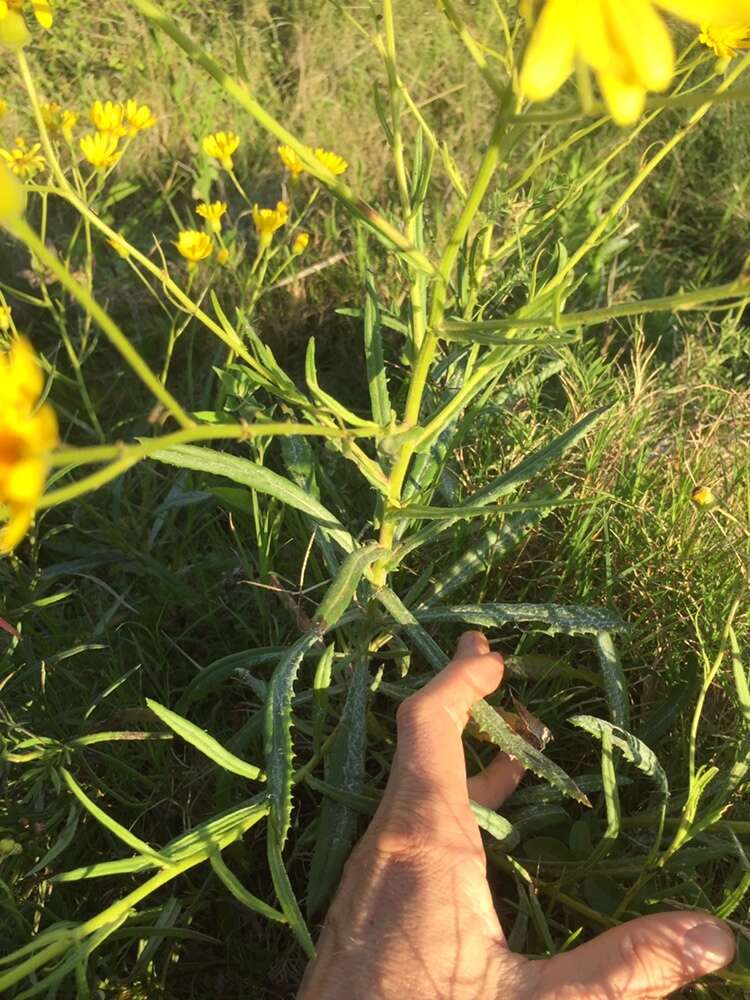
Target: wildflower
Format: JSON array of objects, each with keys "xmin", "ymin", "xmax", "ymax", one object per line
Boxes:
[
  {"xmin": 252, "ymin": 201, "xmax": 288, "ymax": 250},
  {"xmin": 314, "ymin": 147, "xmax": 348, "ymax": 175},
  {"xmin": 0, "ymin": 0, "xmax": 53, "ymax": 29},
  {"xmin": 0, "ymin": 137, "xmax": 46, "ymax": 179},
  {"xmin": 520, "ymin": 0, "xmax": 750, "ymax": 125},
  {"xmin": 216, "ymin": 247, "xmax": 230, "ymax": 266},
  {"xmin": 699, "ymin": 23, "xmax": 750, "ymax": 59},
  {"xmin": 0, "ymin": 161, "xmax": 26, "ymax": 225},
  {"xmin": 278, "ymin": 144, "xmax": 304, "ymax": 178},
  {"xmin": 202, "ymin": 131, "xmax": 240, "ymax": 171},
  {"xmin": 107, "ymin": 234, "xmax": 130, "ymax": 259},
  {"xmin": 691, "ymin": 485, "xmax": 717, "ymax": 509},
  {"xmin": 0, "ymin": 99, "xmax": 7, "ymax": 119},
  {"xmin": 292, "ymin": 231, "xmax": 310, "ymax": 255},
  {"xmin": 41, "ymin": 101, "xmax": 78, "ymax": 140},
  {"xmin": 0, "ymin": 9, "xmax": 29, "ymax": 49},
  {"xmin": 0, "ymin": 305, "xmax": 11, "ymax": 331},
  {"xmin": 175, "ymin": 229, "xmax": 213, "ymax": 267},
  {"xmin": 80, "ymin": 132, "xmax": 121, "ymax": 170},
  {"xmin": 90, "ymin": 100, "xmax": 127, "ymax": 138},
  {"xmin": 0, "ymin": 335, "xmax": 58, "ymax": 552},
  {"xmin": 123, "ymin": 99, "xmax": 156, "ymax": 136},
  {"xmin": 196, "ymin": 200, "xmax": 227, "ymax": 234}
]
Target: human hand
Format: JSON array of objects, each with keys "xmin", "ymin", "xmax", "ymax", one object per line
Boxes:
[{"xmin": 299, "ymin": 631, "xmax": 735, "ymax": 999}]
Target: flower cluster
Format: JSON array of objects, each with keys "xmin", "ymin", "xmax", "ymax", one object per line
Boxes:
[
  {"xmin": 0, "ymin": 335, "xmax": 58, "ymax": 551},
  {"xmin": 80, "ymin": 99, "xmax": 156, "ymax": 170},
  {"xmin": 520, "ymin": 0, "xmax": 750, "ymax": 125},
  {"xmin": 0, "ymin": 136, "xmax": 46, "ymax": 179},
  {"xmin": 277, "ymin": 144, "xmax": 349, "ymax": 178}
]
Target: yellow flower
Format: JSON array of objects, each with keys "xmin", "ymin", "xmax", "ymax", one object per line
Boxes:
[
  {"xmin": 196, "ymin": 200, "xmax": 227, "ymax": 234},
  {"xmin": 691, "ymin": 485, "xmax": 717, "ymax": 509},
  {"xmin": 252, "ymin": 201, "xmax": 288, "ymax": 250},
  {"xmin": 0, "ymin": 335, "xmax": 58, "ymax": 552},
  {"xmin": 175, "ymin": 229, "xmax": 213, "ymax": 267},
  {"xmin": 699, "ymin": 22, "xmax": 750, "ymax": 59},
  {"xmin": 520, "ymin": 0, "xmax": 750, "ymax": 126},
  {"xmin": 0, "ymin": 9, "xmax": 29, "ymax": 48},
  {"xmin": 41, "ymin": 101, "xmax": 78, "ymax": 140},
  {"xmin": 292, "ymin": 231, "xmax": 310, "ymax": 255},
  {"xmin": 0, "ymin": 161, "xmax": 26, "ymax": 225},
  {"xmin": 278, "ymin": 144, "xmax": 305, "ymax": 177},
  {"xmin": 123, "ymin": 99, "xmax": 156, "ymax": 135},
  {"xmin": 314, "ymin": 147, "xmax": 348, "ymax": 175},
  {"xmin": 80, "ymin": 132, "xmax": 121, "ymax": 170},
  {"xmin": 216, "ymin": 247, "xmax": 230, "ymax": 266},
  {"xmin": 107, "ymin": 234, "xmax": 130, "ymax": 259},
  {"xmin": 202, "ymin": 131, "xmax": 240, "ymax": 171},
  {"xmin": 0, "ymin": 137, "xmax": 46, "ymax": 179},
  {"xmin": 0, "ymin": 98, "xmax": 7, "ymax": 119},
  {"xmin": 0, "ymin": 0, "xmax": 52, "ymax": 28},
  {"xmin": 0, "ymin": 305, "xmax": 11, "ymax": 331},
  {"xmin": 90, "ymin": 100, "xmax": 127, "ymax": 138}
]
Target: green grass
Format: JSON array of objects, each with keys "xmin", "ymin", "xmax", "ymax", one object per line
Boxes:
[{"xmin": 2, "ymin": 2, "xmax": 750, "ymax": 997}]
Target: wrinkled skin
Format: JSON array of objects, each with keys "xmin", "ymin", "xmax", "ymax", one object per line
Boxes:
[{"xmin": 299, "ymin": 631, "xmax": 734, "ymax": 1000}]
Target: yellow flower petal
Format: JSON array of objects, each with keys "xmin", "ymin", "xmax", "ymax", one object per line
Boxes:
[
  {"xmin": 0, "ymin": 9, "xmax": 30, "ymax": 49},
  {"xmin": 31, "ymin": 0, "xmax": 52, "ymax": 28},
  {"xmin": 4, "ymin": 457, "xmax": 44, "ymax": 504},
  {"xmin": 657, "ymin": 0, "xmax": 750, "ymax": 26},
  {"xmin": 520, "ymin": 0, "xmax": 577, "ymax": 101},
  {"xmin": 603, "ymin": 0, "xmax": 674, "ymax": 91},
  {"xmin": 597, "ymin": 70, "xmax": 647, "ymax": 124},
  {"xmin": 1, "ymin": 503, "xmax": 34, "ymax": 552}
]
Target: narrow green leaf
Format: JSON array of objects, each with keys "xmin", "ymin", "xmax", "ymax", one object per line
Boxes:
[
  {"xmin": 596, "ymin": 632, "xmax": 631, "ymax": 729},
  {"xmin": 729, "ymin": 625, "xmax": 750, "ymax": 727},
  {"xmin": 569, "ymin": 715, "xmax": 669, "ymax": 798},
  {"xmin": 413, "ymin": 602, "xmax": 628, "ymax": 637},
  {"xmin": 388, "ymin": 496, "xmax": 580, "ymax": 520},
  {"xmin": 209, "ymin": 850, "xmax": 286, "ymax": 923},
  {"xmin": 267, "ymin": 831, "xmax": 315, "ymax": 959},
  {"xmin": 586, "ymin": 725, "xmax": 620, "ymax": 866},
  {"xmin": 59, "ymin": 768, "xmax": 169, "ymax": 866},
  {"xmin": 470, "ymin": 802, "xmax": 519, "ymax": 849},
  {"xmin": 364, "ymin": 278, "xmax": 391, "ymax": 425},
  {"xmin": 375, "ymin": 588, "xmax": 588, "ymax": 805},
  {"xmin": 305, "ymin": 338, "xmax": 374, "ymax": 428},
  {"xmin": 307, "ymin": 659, "xmax": 370, "ymax": 917},
  {"xmin": 146, "ymin": 698, "xmax": 264, "ymax": 781},
  {"xmin": 313, "ymin": 644, "xmax": 335, "ymax": 754},
  {"xmin": 305, "ymin": 774, "xmax": 378, "ymax": 814},
  {"xmin": 265, "ymin": 635, "xmax": 321, "ymax": 847},
  {"xmin": 313, "ymin": 544, "xmax": 385, "ymax": 634},
  {"xmin": 179, "ymin": 646, "xmax": 288, "ymax": 708},
  {"xmin": 149, "ymin": 444, "xmax": 354, "ymax": 554}
]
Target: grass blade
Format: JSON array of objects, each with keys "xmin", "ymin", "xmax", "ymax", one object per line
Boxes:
[
  {"xmin": 146, "ymin": 698, "xmax": 265, "ymax": 781},
  {"xmin": 209, "ymin": 851, "xmax": 286, "ymax": 923},
  {"xmin": 364, "ymin": 277, "xmax": 391, "ymax": 426}
]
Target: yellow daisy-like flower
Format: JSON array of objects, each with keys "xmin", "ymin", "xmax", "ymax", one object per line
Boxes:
[
  {"xmin": 0, "ymin": 160, "xmax": 26, "ymax": 225},
  {"xmin": 699, "ymin": 22, "xmax": 750, "ymax": 58},
  {"xmin": 252, "ymin": 200, "xmax": 288, "ymax": 250},
  {"xmin": 90, "ymin": 100, "xmax": 127, "ymax": 138},
  {"xmin": 196, "ymin": 200, "xmax": 227, "ymax": 234},
  {"xmin": 175, "ymin": 229, "xmax": 214, "ymax": 267},
  {"xmin": 202, "ymin": 131, "xmax": 240, "ymax": 171},
  {"xmin": 123, "ymin": 99, "xmax": 156, "ymax": 136},
  {"xmin": 691, "ymin": 484, "xmax": 717, "ymax": 509},
  {"xmin": 278, "ymin": 144, "xmax": 305, "ymax": 177},
  {"xmin": 79, "ymin": 132, "xmax": 121, "ymax": 170},
  {"xmin": 292, "ymin": 231, "xmax": 310, "ymax": 255},
  {"xmin": 521, "ymin": 0, "xmax": 750, "ymax": 125},
  {"xmin": 0, "ymin": 335, "xmax": 58, "ymax": 552},
  {"xmin": 314, "ymin": 147, "xmax": 348, "ymax": 175},
  {"xmin": 0, "ymin": 98, "xmax": 7, "ymax": 119},
  {"xmin": 0, "ymin": 137, "xmax": 46, "ymax": 179},
  {"xmin": 41, "ymin": 101, "xmax": 78, "ymax": 140}
]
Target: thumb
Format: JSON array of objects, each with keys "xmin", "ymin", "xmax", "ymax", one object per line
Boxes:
[{"xmin": 538, "ymin": 911, "xmax": 735, "ymax": 999}]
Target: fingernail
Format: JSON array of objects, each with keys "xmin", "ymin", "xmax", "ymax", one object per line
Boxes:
[
  {"xmin": 682, "ymin": 921, "xmax": 735, "ymax": 971},
  {"xmin": 456, "ymin": 631, "xmax": 488, "ymax": 658}
]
